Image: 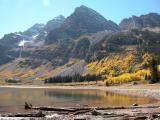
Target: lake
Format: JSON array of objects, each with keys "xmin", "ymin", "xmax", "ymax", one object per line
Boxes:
[{"xmin": 0, "ymin": 87, "xmax": 157, "ymax": 113}]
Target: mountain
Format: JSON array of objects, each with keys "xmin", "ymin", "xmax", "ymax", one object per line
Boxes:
[
  {"xmin": 120, "ymin": 13, "xmax": 160, "ymax": 31},
  {"xmin": 46, "ymin": 5, "xmax": 120, "ymax": 44},
  {"xmin": 0, "ymin": 15, "xmax": 65, "ymax": 65},
  {"xmin": 44, "ymin": 15, "xmax": 65, "ymax": 32},
  {"xmin": 0, "ymin": 15, "xmax": 65, "ymax": 46},
  {"xmin": 0, "ymin": 24, "xmax": 45, "ymax": 48},
  {"xmin": 23, "ymin": 23, "xmax": 45, "ymax": 38},
  {"xmin": 0, "ymin": 33, "xmax": 25, "ymax": 48},
  {"xmin": 0, "ymin": 5, "xmax": 160, "ymax": 84},
  {"xmin": 33, "ymin": 15, "xmax": 65, "ymax": 42}
]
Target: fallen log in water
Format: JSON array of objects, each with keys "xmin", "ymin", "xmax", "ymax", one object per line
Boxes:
[
  {"xmin": 7, "ymin": 111, "xmax": 45, "ymax": 117},
  {"xmin": 34, "ymin": 107, "xmax": 76, "ymax": 112},
  {"xmin": 95, "ymin": 105, "xmax": 160, "ymax": 110},
  {"xmin": 31, "ymin": 106, "xmax": 91, "ymax": 112},
  {"xmin": 26, "ymin": 104, "xmax": 160, "ymax": 111}
]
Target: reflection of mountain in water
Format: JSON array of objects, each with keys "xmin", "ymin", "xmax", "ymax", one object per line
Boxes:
[{"xmin": 44, "ymin": 89, "xmax": 102, "ymax": 101}]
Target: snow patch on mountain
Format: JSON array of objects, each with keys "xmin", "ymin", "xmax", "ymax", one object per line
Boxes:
[{"xmin": 18, "ymin": 40, "xmax": 33, "ymax": 47}]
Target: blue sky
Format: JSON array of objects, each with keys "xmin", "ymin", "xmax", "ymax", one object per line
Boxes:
[{"xmin": 0, "ymin": 0, "xmax": 160, "ymax": 38}]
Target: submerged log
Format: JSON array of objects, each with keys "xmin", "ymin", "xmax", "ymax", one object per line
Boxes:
[
  {"xmin": 41, "ymin": 107, "xmax": 76, "ymax": 112},
  {"xmin": 95, "ymin": 105, "xmax": 160, "ymax": 110},
  {"xmin": 8, "ymin": 111, "xmax": 45, "ymax": 117},
  {"xmin": 26, "ymin": 104, "xmax": 160, "ymax": 111},
  {"xmin": 29, "ymin": 106, "xmax": 91, "ymax": 112}
]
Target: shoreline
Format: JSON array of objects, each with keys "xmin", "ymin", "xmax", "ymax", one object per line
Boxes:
[{"xmin": 0, "ymin": 84, "xmax": 160, "ymax": 100}]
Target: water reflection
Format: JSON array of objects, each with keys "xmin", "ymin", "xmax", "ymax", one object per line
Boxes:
[
  {"xmin": 45, "ymin": 89, "xmax": 102, "ymax": 101},
  {"xmin": 0, "ymin": 88, "xmax": 157, "ymax": 113}
]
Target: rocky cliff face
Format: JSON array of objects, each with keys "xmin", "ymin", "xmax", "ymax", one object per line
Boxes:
[{"xmin": 120, "ymin": 13, "xmax": 160, "ymax": 31}]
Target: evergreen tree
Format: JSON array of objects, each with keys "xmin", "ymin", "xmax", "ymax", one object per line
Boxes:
[{"xmin": 150, "ymin": 58, "xmax": 159, "ymax": 83}]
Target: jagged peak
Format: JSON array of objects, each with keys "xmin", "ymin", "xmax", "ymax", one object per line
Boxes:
[
  {"xmin": 121, "ymin": 12, "xmax": 160, "ymax": 21},
  {"xmin": 26, "ymin": 23, "xmax": 45, "ymax": 31},
  {"xmin": 76, "ymin": 5, "xmax": 89, "ymax": 9},
  {"xmin": 52, "ymin": 15, "xmax": 65, "ymax": 20},
  {"xmin": 74, "ymin": 5, "xmax": 98, "ymax": 14}
]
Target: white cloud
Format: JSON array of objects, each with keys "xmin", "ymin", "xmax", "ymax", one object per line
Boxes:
[{"xmin": 42, "ymin": 0, "xmax": 50, "ymax": 7}]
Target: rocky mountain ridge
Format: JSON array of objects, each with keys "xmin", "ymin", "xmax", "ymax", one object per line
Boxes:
[
  {"xmin": 120, "ymin": 13, "xmax": 160, "ymax": 31},
  {"xmin": 45, "ymin": 5, "xmax": 120, "ymax": 44}
]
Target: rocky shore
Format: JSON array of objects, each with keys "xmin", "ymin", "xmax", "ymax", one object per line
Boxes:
[{"xmin": 105, "ymin": 87, "xmax": 160, "ymax": 100}]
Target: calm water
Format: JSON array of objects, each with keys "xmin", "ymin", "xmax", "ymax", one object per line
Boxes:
[{"xmin": 0, "ymin": 88, "xmax": 156, "ymax": 113}]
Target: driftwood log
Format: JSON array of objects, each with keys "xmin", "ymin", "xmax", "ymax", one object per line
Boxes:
[
  {"xmin": 32, "ymin": 107, "xmax": 91, "ymax": 112},
  {"xmin": 95, "ymin": 105, "xmax": 160, "ymax": 110},
  {"xmin": 25, "ymin": 103, "xmax": 160, "ymax": 111},
  {"xmin": 8, "ymin": 111, "xmax": 45, "ymax": 117}
]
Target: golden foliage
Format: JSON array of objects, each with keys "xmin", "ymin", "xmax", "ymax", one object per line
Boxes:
[
  {"xmin": 136, "ymin": 69, "xmax": 151, "ymax": 77},
  {"xmin": 104, "ymin": 73, "xmax": 141, "ymax": 86},
  {"xmin": 142, "ymin": 53, "xmax": 154, "ymax": 67},
  {"xmin": 104, "ymin": 69, "xmax": 151, "ymax": 86},
  {"xmin": 86, "ymin": 52, "xmax": 156, "ymax": 86},
  {"xmin": 158, "ymin": 65, "xmax": 160, "ymax": 72},
  {"xmin": 0, "ymin": 63, "xmax": 52, "ymax": 82},
  {"xmin": 87, "ymin": 52, "xmax": 138, "ymax": 77}
]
